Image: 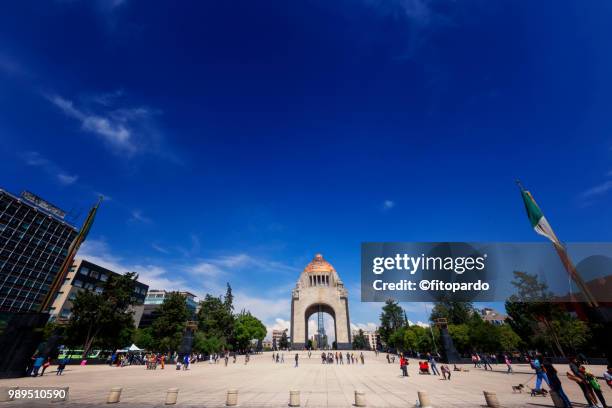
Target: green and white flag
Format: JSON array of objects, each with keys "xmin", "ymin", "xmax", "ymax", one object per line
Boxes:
[{"xmin": 520, "ymin": 188, "xmax": 560, "ymax": 245}]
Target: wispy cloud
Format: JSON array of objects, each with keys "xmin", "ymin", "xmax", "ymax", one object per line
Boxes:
[
  {"xmin": 57, "ymin": 173, "xmax": 79, "ymax": 185},
  {"xmin": 48, "ymin": 94, "xmax": 133, "ymax": 151},
  {"xmin": 151, "ymin": 243, "xmax": 170, "ymax": 254},
  {"xmin": 77, "ymin": 239, "xmax": 186, "ymax": 291},
  {"xmin": 20, "ymin": 151, "xmax": 79, "ymax": 186},
  {"xmin": 128, "ymin": 209, "xmax": 152, "ymax": 224},
  {"xmin": 581, "ymin": 180, "xmax": 612, "ymax": 199},
  {"xmin": 46, "ymin": 93, "xmax": 170, "ymax": 159},
  {"xmin": 382, "ymin": 200, "xmax": 395, "ymax": 211}
]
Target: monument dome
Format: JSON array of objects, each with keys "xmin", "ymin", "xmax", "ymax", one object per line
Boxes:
[{"xmin": 304, "ymin": 253, "xmax": 336, "ymax": 274}]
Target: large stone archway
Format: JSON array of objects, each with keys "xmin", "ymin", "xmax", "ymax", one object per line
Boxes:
[{"xmin": 291, "ymin": 254, "xmax": 351, "ymax": 350}]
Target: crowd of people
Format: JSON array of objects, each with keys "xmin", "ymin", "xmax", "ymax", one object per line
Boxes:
[
  {"xmin": 23, "ymin": 346, "xmax": 612, "ymax": 408},
  {"xmin": 319, "ymin": 351, "xmax": 365, "ymax": 365},
  {"xmin": 393, "ymin": 349, "xmax": 610, "ymax": 408}
]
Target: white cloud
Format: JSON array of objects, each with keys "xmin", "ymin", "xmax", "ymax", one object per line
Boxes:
[
  {"xmin": 57, "ymin": 173, "xmax": 79, "ymax": 185},
  {"xmin": 581, "ymin": 180, "xmax": 612, "ymax": 199},
  {"xmin": 47, "ymin": 94, "xmax": 169, "ymax": 159},
  {"xmin": 351, "ymin": 322, "xmax": 379, "ymax": 332},
  {"xmin": 77, "ymin": 239, "xmax": 186, "ymax": 291},
  {"xmin": 409, "ymin": 320, "xmax": 430, "ymax": 328},
  {"xmin": 382, "ymin": 200, "xmax": 395, "ymax": 211},
  {"xmin": 49, "ymin": 95, "xmax": 134, "ymax": 152},
  {"xmin": 151, "ymin": 243, "xmax": 170, "ymax": 254},
  {"xmin": 189, "ymin": 262, "xmax": 225, "ymax": 278},
  {"xmin": 21, "ymin": 151, "xmax": 79, "ymax": 188},
  {"xmin": 234, "ymin": 291, "xmax": 289, "ymax": 322},
  {"xmin": 265, "ymin": 318, "xmax": 290, "ymax": 340},
  {"xmin": 128, "ymin": 209, "xmax": 152, "ymax": 224}
]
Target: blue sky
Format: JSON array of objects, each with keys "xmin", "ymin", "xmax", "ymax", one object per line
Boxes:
[{"xmin": 2, "ymin": 0, "xmax": 612, "ymax": 337}]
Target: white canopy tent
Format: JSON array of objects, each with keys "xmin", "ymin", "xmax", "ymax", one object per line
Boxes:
[{"xmin": 116, "ymin": 343, "xmax": 143, "ymax": 353}]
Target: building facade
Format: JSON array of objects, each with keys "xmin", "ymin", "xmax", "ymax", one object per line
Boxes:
[
  {"xmin": 351, "ymin": 329, "xmax": 380, "ymax": 350},
  {"xmin": 138, "ymin": 289, "xmax": 197, "ymax": 328},
  {"xmin": 49, "ymin": 258, "xmax": 149, "ymax": 325},
  {"xmin": 479, "ymin": 307, "xmax": 507, "ymax": 325},
  {"xmin": 290, "ymin": 254, "xmax": 351, "ymax": 350},
  {"xmin": 0, "ymin": 189, "xmax": 78, "ymax": 314}
]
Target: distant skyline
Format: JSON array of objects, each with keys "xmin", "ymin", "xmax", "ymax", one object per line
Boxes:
[{"xmin": 2, "ymin": 1, "xmax": 612, "ymax": 337}]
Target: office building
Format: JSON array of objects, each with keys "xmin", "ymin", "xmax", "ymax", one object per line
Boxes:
[
  {"xmin": 351, "ymin": 329, "xmax": 380, "ymax": 350},
  {"xmin": 0, "ymin": 189, "xmax": 78, "ymax": 314},
  {"xmin": 50, "ymin": 258, "xmax": 149, "ymax": 325},
  {"xmin": 479, "ymin": 307, "xmax": 508, "ymax": 325},
  {"xmin": 139, "ymin": 289, "xmax": 197, "ymax": 327}
]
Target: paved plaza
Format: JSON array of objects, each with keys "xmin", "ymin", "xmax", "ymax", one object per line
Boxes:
[{"xmin": 1, "ymin": 351, "xmax": 610, "ymax": 407}]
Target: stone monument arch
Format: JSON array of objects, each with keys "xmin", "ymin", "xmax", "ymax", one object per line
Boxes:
[{"xmin": 290, "ymin": 254, "xmax": 351, "ymax": 350}]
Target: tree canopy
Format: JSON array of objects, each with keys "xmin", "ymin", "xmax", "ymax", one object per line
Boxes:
[{"xmin": 65, "ymin": 272, "xmax": 138, "ymax": 356}]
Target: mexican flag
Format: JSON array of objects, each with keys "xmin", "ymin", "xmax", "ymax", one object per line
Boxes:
[{"xmin": 520, "ymin": 187, "xmax": 560, "ymax": 245}]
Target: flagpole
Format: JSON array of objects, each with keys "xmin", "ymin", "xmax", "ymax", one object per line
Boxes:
[
  {"xmin": 516, "ymin": 181, "xmax": 598, "ymax": 308},
  {"xmin": 39, "ymin": 196, "xmax": 103, "ymax": 313}
]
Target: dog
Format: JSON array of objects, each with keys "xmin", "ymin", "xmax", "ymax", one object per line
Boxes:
[
  {"xmin": 511, "ymin": 384, "xmax": 524, "ymax": 393},
  {"xmin": 530, "ymin": 388, "xmax": 548, "ymax": 397}
]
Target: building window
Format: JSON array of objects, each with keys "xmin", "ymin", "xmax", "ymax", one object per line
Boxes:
[
  {"xmin": 79, "ymin": 267, "xmax": 89, "ymax": 276},
  {"xmin": 73, "ymin": 280, "xmax": 83, "ymax": 288}
]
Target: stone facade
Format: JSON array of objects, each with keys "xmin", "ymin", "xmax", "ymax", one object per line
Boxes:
[{"xmin": 290, "ymin": 254, "xmax": 351, "ymax": 350}]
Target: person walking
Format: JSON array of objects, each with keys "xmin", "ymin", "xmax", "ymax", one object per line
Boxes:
[
  {"xmin": 582, "ymin": 366, "xmax": 607, "ymax": 408},
  {"xmin": 530, "ymin": 355, "xmax": 550, "ymax": 391},
  {"xmin": 56, "ymin": 357, "xmax": 67, "ymax": 375},
  {"xmin": 482, "ymin": 354, "xmax": 493, "ymax": 371},
  {"xmin": 604, "ymin": 365, "xmax": 612, "ymax": 389},
  {"xmin": 568, "ymin": 357, "xmax": 597, "ymax": 408},
  {"xmin": 31, "ymin": 355, "xmax": 44, "ymax": 377},
  {"xmin": 427, "ymin": 353, "xmax": 440, "ymax": 376},
  {"xmin": 40, "ymin": 357, "xmax": 51, "ymax": 376},
  {"xmin": 542, "ymin": 358, "xmax": 572, "ymax": 408},
  {"xmin": 294, "ymin": 353, "xmax": 299, "ymax": 368},
  {"xmin": 441, "ymin": 364, "xmax": 451, "ymax": 380},
  {"xmin": 360, "ymin": 352, "xmax": 365, "ymax": 365},
  {"xmin": 280, "ymin": 353, "xmax": 284, "ymax": 363},
  {"xmin": 400, "ymin": 355, "xmax": 408, "ymax": 377},
  {"xmin": 504, "ymin": 354, "xmax": 513, "ymax": 374}
]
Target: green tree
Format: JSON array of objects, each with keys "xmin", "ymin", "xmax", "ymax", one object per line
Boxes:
[
  {"xmin": 497, "ymin": 324, "xmax": 521, "ymax": 352},
  {"xmin": 151, "ymin": 292, "xmax": 190, "ymax": 352},
  {"xmin": 505, "ymin": 271, "xmax": 566, "ymax": 356},
  {"xmin": 379, "ymin": 299, "xmax": 405, "ymax": 346},
  {"xmin": 352, "ymin": 329, "xmax": 368, "ymax": 350},
  {"xmin": 193, "ymin": 332, "xmax": 224, "ymax": 354},
  {"xmin": 65, "ymin": 272, "xmax": 138, "ymax": 357},
  {"xmin": 430, "ymin": 301, "xmax": 474, "ymax": 325},
  {"xmin": 234, "ymin": 311, "xmax": 266, "ymax": 351},
  {"xmin": 197, "ymin": 293, "xmax": 234, "ymax": 347},
  {"xmin": 133, "ymin": 327, "xmax": 154, "ymax": 350},
  {"xmin": 448, "ymin": 324, "xmax": 470, "ymax": 354}
]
